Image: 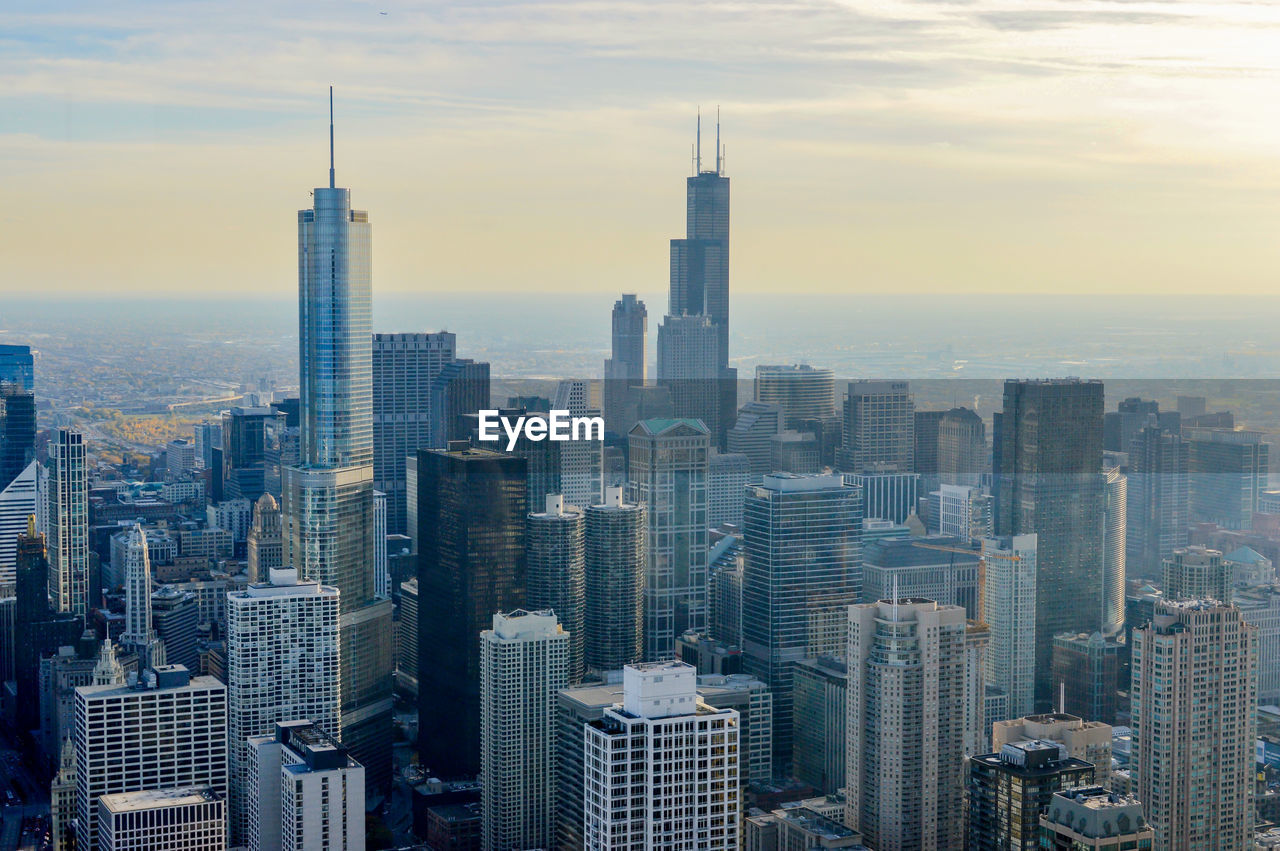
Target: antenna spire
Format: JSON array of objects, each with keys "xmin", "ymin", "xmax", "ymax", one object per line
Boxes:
[
  {"xmin": 328, "ymin": 86, "xmax": 335, "ymax": 189},
  {"xmin": 715, "ymin": 105, "xmax": 721, "ymax": 175},
  {"xmin": 696, "ymin": 107, "xmax": 702, "ymax": 174}
]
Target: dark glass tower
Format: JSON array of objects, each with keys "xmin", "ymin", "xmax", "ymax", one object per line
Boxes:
[
  {"xmin": 417, "ymin": 444, "xmax": 527, "ymax": 778},
  {"xmin": 15, "ymin": 518, "xmax": 83, "ymax": 730},
  {"xmin": 995, "ymin": 379, "xmax": 1105, "ymax": 709},
  {"xmin": 0, "ymin": 383, "xmax": 36, "ymax": 491}
]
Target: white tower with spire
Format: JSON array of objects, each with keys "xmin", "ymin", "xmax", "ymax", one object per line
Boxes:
[
  {"xmin": 118, "ymin": 525, "xmax": 165, "ymax": 670},
  {"xmin": 93, "ymin": 640, "xmax": 126, "ymax": 686}
]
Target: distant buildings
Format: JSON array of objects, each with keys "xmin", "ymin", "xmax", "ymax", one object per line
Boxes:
[
  {"xmin": 1050, "ymin": 632, "xmax": 1121, "ymax": 726},
  {"xmin": 603, "ymin": 294, "xmax": 647, "ymax": 435},
  {"xmin": 727, "ymin": 401, "xmax": 782, "ymax": 481},
  {"xmin": 708, "ymin": 451, "xmax": 750, "ymax": 527},
  {"xmin": 1187, "ymin": 427, "xmax": 1269, "ymax": 529},
  {"xmin": 1126, "ymin": 424, "xmax": 1188, "ymax": 581},
  {"xmin": 753, "ymin": 365, "xmax": 836, "ymax": 430},
  {"xmin": 837, "ymin": 381, "xmax": 914, "ymax": 474}
]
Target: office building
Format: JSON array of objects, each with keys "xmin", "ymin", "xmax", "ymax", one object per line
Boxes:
[
  {"xmin": 150, "ymin": 586, "xmax": 198, "ymax": 673},
  {"xmin": 792, "ymin": 655, "xmax": 847, "ymax": 795},
  {"xmin": 372, "ymin": 331, "xmax": 456, "ymax": 535},
  {"xmin": 603, "ymin": 294, "xmax": 648, "ymax": 435},
  {"xmin": 0, "ymin": 459, "xmax": 39, "ymax": 587},
  {"xmin": 836, "ymin": 380, "xmax": 914, "ymax": 474},
  {"xmin": 417, "ymin": 444, "xmax": 526, "ymax": 778},
  {"xmin": 221, "ymin": 406, "xmax": 283, "ymax": 501},
  {"xmin": 937, "ymin": 406, "xmax": 986, "ymax": 487},
  {"xmin": 1238, "ymin": 585, "xmax": 1280, "ymax": 704},
  {"xmin": 226, "ymin": 569, "xmax": 340, "ymax": 846},
  {"xmin": 526, "ymin": 495, "xmax": 585, "ymax": 683},
  {"xmin": 845, "ymin": 471, "xmax": 919, "ymax": 524},
  {"xmin": 1163, "ymin": 544, "xmax": 1230, "ymax": 603},
  {"xmin": 742, "ymin": 473, "xmax": 860, "ymax": 765},
  {"xmin": 1188, "ymin": 427, "xmax": 1268, "ymax": 529},
  {"xmin": 708, "ymin": 450, "xmax": 750, "ymax": 527},
  {"xmin": 166, "ymin": 438, "xmax": 196, "ymax": 477},
  {"xmin": 696, "ymin": 672, "xmax": 773, "ymax": 785},
  {"xmin": 927, "ymin": 483, "xmax": 991, "ymax": 542},
  {"xmin": 981, "ymin": 534, "xmax": 1038, "ymax": 718},
  {"xmin": 194, "ymin": 419, "xmax": 223, "ymax": 471},
  {"xmin": 963, "ymin": 622, "xmax": 991, "ymax": 758},
  {"xmin": 862, "ymin": 535, "xmax": 980, "ymax": 619},
  {"xmin": 49, "ymin": 428, "xmax": 89, "ymax": 616},
  {"xmin": 628, "ymin": 418, "xmax": 710, "ymax": 660},
  {"xmin": 1132, "ymin": 599, "xmax": 1257, "ymax": 849},
  {"xmin": 50, "ymin": 736, "xmax": 76, "ymax": 851},
  {"xmin": 247, "ymin": 720, "xmax": 365, "ymax": 851},
  {"xmin": 98, "ymin": 787, "xmax": 226, "ymax": 851},
  {"xmin": 754, "ymin": 364, "xmax": 836, "ymax": 431},
  {"xmin": 246, "ymin": 492, "xmax": 283, "ymax": 583},
  {"xmin": 118, "ymin": 525, "xmax": 165, "ymax": 670},
  {"xmin": 967, "ymin": 740, "xmax": 1095, "ymax": 849},
  {"xmin": 1101, "ymin": 465, "xmax": 1126, "ymax": 637},
  {"xmin": 728, "ymin": 401, "xmax": 782, "ymax": 481},
  {"xmin": 553, "ymin": 379, "xmax": 605, "ymax": 508},
  {"xmin": 1126, "ymin": 425, "xmax": 1189, "ymax": 581},
  {"xmin": 480, "ymin": 610, "xmax": 568, "ymax": 851},
  {"xmin": 992, "ymin": 713, "xmax": 1114, "ymax": 789},
  {"xmin": 429, "ymin": 359, "xmax": 490, "ymax": 448},
  {"xmin": 656, "ymin": 314, "xmax": 734, "ymax": 449},
  {"xmin": 397, "ymin": 577, "xmax": 418, "ymax": 697},
  {"xmin": 846, "ymin": 598, "xmax": 967, "ymax": 850},
  {"xmin": 1050, "ymin": 632, "xmax": 1120, "ymax": 725},
  {"xmin": 1039, "ymin": 787, "xmax": 1153, "ymax": 849},
  {"xmin": 0, "ymin": 382, "xmax": 36, "ymax": 492},
  {"xmin": 0, "ymin": 344, "xmax": 34, "ymax": 389},
  {"xmin": 669, "ymin": 117, "xmax": 731, "ymax": 370},
  {"xmin": 914, "ymin": 409, "xmax": 944, "ymax": 483},
  {"xmin": 15, "ymin": 520, "xmax": 82, "ymax": 730},
  {"xmin": 771, "ymin": 430, "xmax": 821, "ymax": 475},
  {"xmin": 583, "ymin": 486, "xmax": 645, "ymax": 674},
  {"xmin": 995, "ymin": 379, "xmax": 1105, "ymax": 708},
  {"xmin": 283, "ymin": 122, "xmax": 394, "ymax": 791},
  {"xmin": 38, "ymin": 638, "xmax": 99, "ymax": 766},
  {"xmin": 74, "ymin": 665, "xmax": 227, "ymax": 851},
  {"xmin": 582, "ymin": 662, "xmax": 739, "ymax": 850}
]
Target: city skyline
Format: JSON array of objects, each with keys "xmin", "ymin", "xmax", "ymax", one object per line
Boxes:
[{"xmin": 6, "ymin": 1, "xmax": 1280, "ymax": 299}]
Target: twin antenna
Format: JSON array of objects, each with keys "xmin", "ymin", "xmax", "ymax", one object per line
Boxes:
[{"xmin": 691, "ymin": 106, "xmax": 725, "ymax": 176}]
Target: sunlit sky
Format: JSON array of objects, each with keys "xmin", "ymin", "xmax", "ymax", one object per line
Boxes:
[{"xmin": 3, "ymin": 0, "xmax": 1280, "ymax": 299}]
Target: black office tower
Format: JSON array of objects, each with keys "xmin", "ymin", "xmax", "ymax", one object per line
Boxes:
[
  {"xmin": 417, "ymin": 444, "xmax": 526, "ymax": 778},
  {"xmin": 996, "ymin": 379, "xmax": 1105, "ymax": 710},
  {"xmin": 15, "ymin": 519, "xmax": 83, "ymax": 730},
  {"xmin": 0, "ymin": 382, "xmax": 36, "ymax": 491}
]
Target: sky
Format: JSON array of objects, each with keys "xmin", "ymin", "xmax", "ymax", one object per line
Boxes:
[{"xmin": 3, "ymin": 0, "xmax": 1280, "ymax": 300}]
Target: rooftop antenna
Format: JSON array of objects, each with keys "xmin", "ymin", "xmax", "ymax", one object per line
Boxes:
[
  {"xmin": 328, "ymin": 86, "xmax": 335, "ymax": 189},
  {"xmin": 715, "ymin": 105, "xmax": 721, "ymax": 175},
  {"xmin": 696, "ymin": 106, "xmax": 702, "ymax": 174}
]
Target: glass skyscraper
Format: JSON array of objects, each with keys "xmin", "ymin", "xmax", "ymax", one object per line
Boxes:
[{"xmin": 282, "ymin": 103, "xmax": 394, "ymax": 791}]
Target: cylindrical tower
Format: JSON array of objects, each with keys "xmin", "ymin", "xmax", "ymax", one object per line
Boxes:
[
  {"xmin": 584, "ymin": 487, "xmax": 645, "ymax": 673},
  {"xmin": 526, "ymin": 494, "xmax": 586, "ymax": 683}
]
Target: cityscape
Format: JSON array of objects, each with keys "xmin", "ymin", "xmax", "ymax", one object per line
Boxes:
[{"xmin": 5, "ymin": 2, "xmax": 1280, "ymax": 849}]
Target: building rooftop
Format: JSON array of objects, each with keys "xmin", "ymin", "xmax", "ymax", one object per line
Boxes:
[
  {"xmin": 777, "ymin": 807, "xmax": 859, "ymax": 841},
  {"xmin": 99, "ymin": 786, "xmax": 220, "ymax": 813}
]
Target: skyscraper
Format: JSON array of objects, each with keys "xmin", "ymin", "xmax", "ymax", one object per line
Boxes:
[
  {"xmin": 480, "ymin": 610, "xmax": 568, "ymax": 851},
  {"xmin": 582, "ymin": 662, "xmax": 740, "ymax": 850},
  {"xmin": 846, "ymin": 597, "xmax": 967, "ymax": 850},
  {"xmin": 74, "ymin": 665, "xmax": 228, "ymax": 851},
  {"xmin": 656, "ymin": 313, "xmax": 734, "ymax": 449},
  {"xmin": 727, "ymin": 401, "xmax": 782, "ymax": 481},
  {"xmin": 0, "ymin": 344, "xmax": 34, "ymax": 389},
  {"xmin": 995, "ymin": 379, "xmax": 1105, "ymax": 708},
  {"xmin": 753, "ymin": 365, "xmax": 837, "ymax": 431},
  {"xmin": 246, "ymin": 492, "xmax": 283, "ymax": 583},
  {"xmin": 0, "ymin": 382, "xmax": 36, "ymax": 491},
  {"xmin": 1162, "ymin": 544, "xmax": 1230, "ymax": 603},
  {"xmin": 1187, "ymin": 427, "xmax": 1269, "ymax": 529},
  {"xmin": 15, "ymin": 518, "xmax": 82, "ymax": 730},
  {"xmin": 48, "ymin": 428, "xmax": 89, "ymax": 617},
  {"xmin": 417, "ymin": 443, "xmax": 527, "ymax": 778},
  {"xmin": 118, "ymin": 525, "xmax": 164, "ymax": 671},
  {"xmin": 937, "ymin": 406, "xmax": 987, "ymax": 487},
  {"xmin": 429, "ymin": 359, "xmax": 490, "ymax": 448},
  {"xmin": 669, "ymin": 113, "xmax": 730, "ymax": 370},
  {"xmin": 583, "ymin": 486, "xmax": 645, "ymax": 674},
  {"xmin": 226, "ymin": 569, "xmax": 340, "ymax": 847},
  {"xmin": 221, "ymin": 406, "xmax": 282, "ymax": 501},
  {"xmin": 791, "ymin": 655, "xmax": 847, "ymax": 795},
  {"xmin": 603, "ymin": 294, "xmax": 647, "ymax": 435},
  {"xmin": 553, "ymin": 379, "xmax": 604, "ymax": 507},
  {"xmin": 1126, "ymin": 424, "xmax": 1188, "ymax": 581},
  {"xmin": 526, "ymin": 495, "xmax": 585, "ymax": 683},
  {"xmin": 281, "ymin": 93, "xmax": 394, "ymax": 791},
  {"xmin": 707, "ymin": 451, "xmax": 750, "ymax": 527},
  {"xmin": 1132, "ymin": 600, "xmax": 1257, "ymax": 849},
  {"xmin": 628, "ymin": 418, "xmax": 710, "ymax": 660},
  {"xmin": 0, "ymin": 459, "xmax": 39, "ymax": 587},
  {"xmin": 741, "ymin": 473, "xmax": 861, "ymax": 766},
  {"xmin": 372, "ymin": 331, "xmax": 457, "ymax": 535},
  {"xmin": 836, "ymin": 380, "xmax": 914, "ymax": 474},
  {"xmin": 1101, "ymin": 465, "xmax": 1126, "ymax": 638},
  {"xmin": 980, "ymin": 532, "xmax": 1036, "ymax": 720}
]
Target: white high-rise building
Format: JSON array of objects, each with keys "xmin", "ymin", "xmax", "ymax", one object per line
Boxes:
[
  {"xmin": 49, "ymin": 428, "xmax": 88, "ymax": 616},
  {"xmin": 554, "ymin": 379, "xmax": 604, "ymax": 507},
  {"xmin": 74, "ymin": 665, "xmax": 227, "ymax": 851},
  {"xmin": 583, "ymin": 662, "xmax": 740, "ymax": 850},
  {"xmin": 708, "ymin": 451, "xmax": 750, "ymax": 528},
  {"xmin": 982, "ymin": 534, "xmax": 1038, "ymax": 718},
  {"xmin": 247, "ymin": 720, "xmax": 365, "ymax": 851},
  {"xmin": 0, "ymin": 459, "xmax": 39, "ymax": 587},
  {"xmin": 480, "ymin": 610, "xmax": 568, "ymax": 851},
  {"xmin": 1132, "ymin": 599, "xmax": 1257, "ymax": 849},
  {"xmin": 226, "ymin": 568, "xmax": 340, "ymax": 847},
  {"xmin": 118, "ymin": 525, "xmax": 165, "ymax": 670},
  {"xmin": 847, "ymin": 597, "xmax": 967, "ymax": 850},
  {"xmin": 98, "ymin": 787, "xmax": 226, "ymax": 851}
]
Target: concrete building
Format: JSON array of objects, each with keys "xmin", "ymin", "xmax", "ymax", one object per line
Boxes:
[
  {"xmin": 583, "ymin": 486, "xmax": 645, "ymax": 673},
  {"xmin": 49, "ymin": 428, "xmax": 89, "ymax": 617},
  {"xmin": 967, "ymin": 740, "xmax": 1096, "ymax": 849},
  {"xmin": 526, "ymin": 496, "xmax": 585, "ymax": 683},
  {"xmin": 846, "ymin": 598, "xmax": 967, "ymax": 850},
  {"xmin": 927, "ymin": 483, "xmax": 992, "ymax": 543},
  {"xmin": 1102, "ymin": 465, "xmax": 1127, "ymax": 638},
  {"xmin": 771, "ymin": 430, "xmax": 821, "ymax": 475},
  {"xmin": 1187, "ymin": 427, "xmax": 1269, "ymax": 529},
  {"xmin": 246, "ymin": 492, "xmax": 283, "ymax": 583},
  {"xmin": 742, "ymin": 473, "xmax": 861, "ymax": 765},
  {"xmin": 582, "ymin": 662, "xmax": 739, "ymax": 850},
  {"xmin": 552, "ymin": 379, "xmax": 605, "ymax": 509},
  {"xmin": 708, "ymin": 451, "xmax": 750, "ymax": 528},
  {"xmin": 728, "ymin": 402, "xmax": 782, "ymax": 481},
  {"xmin": 696, "ymin": 672, "xmax": 773, "ymax": 785},
  {"xmin": 992, "ymin": 713, "xmax": 1114, "ymax": 789},
  {"xmin": 1039, "ymin": 787, "xmax": 1153, "ymax": 849},
  {"xmin": 603, "ymin": 294, "xmax": 648, "ymax": 435},
  {"xmin": 247, "ymin": 720, "xmax": 365, "ymax": 851},
  {"xmin": 97, "ymin": 787, "xmax": 225, "ymax": 851},
  {"xmin": 982, "ymin": 534, "xmax": 1038, "ymax": 718},
  {"xmin": 836, "ymin": 380, "xmax": 914, "ymax": 474},
  {"xmin": 480, "ymin": 611, "xmax": 568, "ymax": 851},
  {"xmin": 1163, "ymin": 545, "xmax": 1230, "ymax": 603},
  {"xmin": 1132, "ymin": 600, "xmax": 1257, "ymax": 849},
  {"xmin": 1238, "ymin": 585, "xmax": 1280, "ymax": 704},
  {"xmin": 150, "ymin": 586, "xmax": 199, "ymax": 673},
  {"xmin": 74, "ymin": 665, "xmax": 227, "ymax": 851},
  {"xmin": 862, "ymin": 535, "xmax": 980, "ymax": 620},
  {"xmin": 628, "ymin": 418, "xmax": 710, "ymax": 660}
]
